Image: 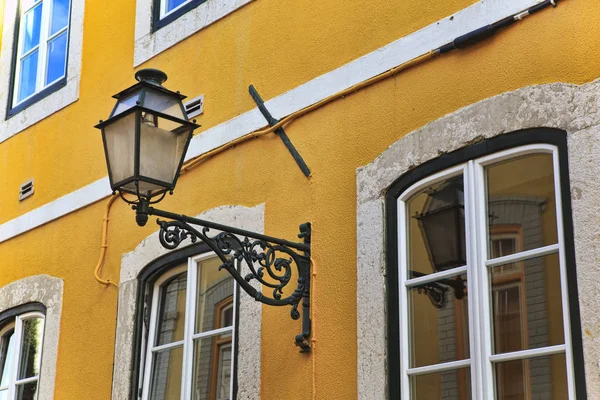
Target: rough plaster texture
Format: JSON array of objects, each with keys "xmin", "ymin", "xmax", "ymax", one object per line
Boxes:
[
  {"xmin": 356, "ymin": 80, "xmax": 600, "ymax": 399},
  {"xmin": 0, "ymin": 275, "xmax": 64, "ymax": 400},
  {"xmin": 0, "ymin": 0, "xmax": 85, "ymax": 142},
  {"xmin": 133, "ymin": 0, "xmax": 253, "ymax": 66},
  {"xmin": 112, "ymin": 204, "xmax": 263, "ymax": 400}
]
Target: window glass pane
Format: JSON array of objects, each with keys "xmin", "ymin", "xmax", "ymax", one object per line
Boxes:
[
  {"xmin": 17, "ymin": 317, "xmax": 43, "ymax": 380},
  {"xmin": 411, "ymin": 367, "xmax": 471, "ymax": 399},
  {"xmin": 0, "ymin": 330, "xmax": 15, "ymax": 388},
  {"xmin": 491, "ymin": 253, "xmax": 564, "ymax": 354},
  {"xmin": 409, "ymin": 274, "xmax": 469, "ymax": 368},
  {"xmin": 407, "ymin": 175, "xmax": 466, "ymax": 278},
  {"xmin": 216, "ymin": 344, "xmax": 232, "ymax": 400},
  {"xmin": 150, "ymin": 346, "xmax": 183, "ymax": 400},
  {"xmin": 220, "ymin": 304, "xmax": 233, "ymax": 329},
  {"xmin": 45, "ymin": 31, "xmax": 67, "ymax": 85},
  {"xmin": 49, "ymin": 0, "xmax": 70, "ymax": 35},
  {"xmin": 192, "ymin": 337, "xmax": 232, "ymax": 400},
  {"xmin": 196, "ymin": 258, "xmax": 234, "ymax": 334},
  {"xmin": 15, "ymin": 381, "xmax": 37, "ymax": 400},
  {"xmin": 486, "ymin": 154, "xmax": 558, "ymax": 258},
  {"xmin": 166, "ymin": 0, "xmax": 188, "ymax": 13},
  {"xmin": 155, "ymin": 272, "xmax": 187, "ymax": 346},
  {"xmin": 22, "ymin": 4, "xmax": 42, "ymax": 54},
  {"xmin": 18, "ymin": 50, "xmax": 39, "ymax": 103},
  {"xmin": 494, "ymin": 353, "xmax": 567, "ymax": 399}
]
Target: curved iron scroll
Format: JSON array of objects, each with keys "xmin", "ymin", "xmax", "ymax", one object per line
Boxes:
[{"xmin": 140, "ymin": 202, "xmax": 312, "ymax": 352}]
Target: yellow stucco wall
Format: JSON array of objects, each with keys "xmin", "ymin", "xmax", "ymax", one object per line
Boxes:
[{"xmin": 0, "ymin": 0, "xmax": 599, "ymax": 398}]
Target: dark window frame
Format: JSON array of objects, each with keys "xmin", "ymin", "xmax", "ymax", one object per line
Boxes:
[
  {"xmin": 152, "ymin": 0, "xmax": 208, "ymax": 32},
  {"xmin": 5, "ymin": 0, "xmax": 73, "ymax": 120},
  {"xmin": 0, "ymin": 302, "xmax": 46, "ymax": 332},
  {"xmin": 131, "ymin": 243, "xmax": 240, "ymax": 400},
  {"xmin": 384, "ymin": 128, "xmax": 587, "ymax": 399}
]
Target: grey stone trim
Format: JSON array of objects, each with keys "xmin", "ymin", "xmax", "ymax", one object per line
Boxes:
[
  {"xmin": 356, "ymin": 80, "xmax": 600, "ymax": 399},
  {"xmin": 0, "ymin": 275, "xmax": 64, "ymax": 400},
  {"xmin": 112, "ymin": 204, "xmax": 263, "ymax": 400}
]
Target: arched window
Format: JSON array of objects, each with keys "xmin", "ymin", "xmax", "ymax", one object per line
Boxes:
[
  {"xmin": 0, "ymin": 303, "xmax": 46, "ymax": 400},
  {"xmin": 138, "ymin": 253, "xmax": 237, "ymax": 400},
  {"xmin": 386, "ymin": 130, "xmax": 586, "ymax": 399},
  {"xmin": 113, "ymin": 205, "xmax": 262, "ymax": 400}
]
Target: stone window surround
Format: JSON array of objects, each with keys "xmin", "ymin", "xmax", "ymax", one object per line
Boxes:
[
  {"xmin": 133, "ymin": 0, "xmax": 253, "ymax": 67},
  {"xmin": 356, "ymin": 80, "xmax": 600, "ymax": 399},
  {"xmin": 0, "ymin": 275, "xmax": 64, "ymax": 400},
  {"xmin": 112, "ymin": 204, "xmax": 262, "ymax": 400},
  {"xmin": 0, "ymin": 0, "xmax": 85, "ymax": 144}
]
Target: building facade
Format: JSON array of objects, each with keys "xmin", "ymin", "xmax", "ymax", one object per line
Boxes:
[{"xmin": 0, "ymin": 0, "xmax": 600, "ymax": 399}]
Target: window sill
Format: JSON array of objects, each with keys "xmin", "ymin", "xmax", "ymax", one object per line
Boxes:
[
  {"xmin": 134, "ymin": 0, "xmax": 253, "ymax": 67},
  {"xmin": 6, "ymin": 78, "xmax": 68, "ymax": 120}
]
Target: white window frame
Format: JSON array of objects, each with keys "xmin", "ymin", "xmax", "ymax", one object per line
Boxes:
[
  {"xmin": 0, "ymin": 312, "xmax": 46, "ymax": 400},
  {"xmin": 396, "ymin": 144, "xmax": 576, "ymax": 399},
  {"xmin": 12, "ymin": 0, "xmax": 72, "ymax": 108},
  {"xmin": 141, "ymin": 252, "xmax": 237, "ymax": 400}
]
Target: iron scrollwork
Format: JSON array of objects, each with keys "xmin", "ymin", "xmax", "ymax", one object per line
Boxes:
[{"xmin": 146, "ymin": 205, "xmax": 312, "ymax": 352}]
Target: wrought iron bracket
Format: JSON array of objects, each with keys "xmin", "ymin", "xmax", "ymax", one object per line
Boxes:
[
  {"xmin": 134, "ymin": 200, "xmax": 312, "ymax": 352},
  {"xmin": 249, "ymin": 84, "xmax": 311, "ymax": 178}
]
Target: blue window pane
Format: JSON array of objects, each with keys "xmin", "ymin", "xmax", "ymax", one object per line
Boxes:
[
  {"xmin": 22, "ymin": 4, "xmax": 42, "ymax": 54},
  {"xmin": 18, "ymin": 51, "xmax": 39, "ymax": 103},
  {"xmin": 166, "ymin": 0, "xmax": 188, "ymax": 13},
  {"xmin": 46, "ymin": 32, "xmax": 67, "ymax": 84},
  {"xmin": 50, "ymin": 0, "xmax": 70, "ymax": 35}
]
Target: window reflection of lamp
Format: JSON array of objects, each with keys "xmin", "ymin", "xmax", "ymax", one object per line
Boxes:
[
  {"xmin": 210, "ymin": 297, "xmax": 233, "ymax": 400},
  {"xmin": 412, "ymin": 178, "xmax": 467, "ymax": 308}
]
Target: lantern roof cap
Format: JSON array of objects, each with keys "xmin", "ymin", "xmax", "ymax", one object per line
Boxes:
[
  {"xmin": 135, "ymin": 68, "xmax": 168, "ymax": 86},
  {"xmin": 111, "ymin": 69, "xmax": 187, "ymax": 101}
]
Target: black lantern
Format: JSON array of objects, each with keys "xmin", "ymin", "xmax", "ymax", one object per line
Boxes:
[
  {"xmin": 414, "ymin": 178, "xmax": 466, "ymax": 272},
  {"xmin": 95, "ymin": 69, "xmax": 313, "ymax": 351},
  {"xmin": 95, "ymin": 68, "xmax": 199, "ymax": 202}
]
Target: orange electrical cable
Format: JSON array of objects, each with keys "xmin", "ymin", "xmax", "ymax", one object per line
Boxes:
[
  {"xmin": 180, "ymin": 50, "xmax": 436, "ymax": 173},
  {"xmin": 94, "ymin": 193, "xmax": 119, "ymax": 289}
]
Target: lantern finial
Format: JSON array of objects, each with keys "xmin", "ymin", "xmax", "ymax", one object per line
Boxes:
[{"xmin": 135, "ymin": 68, "xmax": 168, "ymax": 86}]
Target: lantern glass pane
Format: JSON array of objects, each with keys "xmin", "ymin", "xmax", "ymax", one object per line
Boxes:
[
  {"xmin": 142, "ymin": 89, "xmax": 186, "ymax": 119},
  {"xmin": 113, "ymin": 90, "xmax": 142, "ymax": 117},
  {"xmin": 138, "ymin": 112, "xmax": 192, "ymax": 195},
  {"xmin": 408, "ymin": 175, "xmax": 466, "ymax": 277},
  {"xmin": 486, "ymin": 153, "xmax": 557, "ymax": 259},
  {"xmin": 103, "ymin": 112, "xmax": 136, "ymax": 187}
]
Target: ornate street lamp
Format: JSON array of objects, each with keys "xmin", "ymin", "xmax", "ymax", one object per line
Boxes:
[
  {"xmin": 412, "ymin": 178, "xmax": 466, "ymax": 308},
  {"xmin": 95, "ymin": 69, "xmax": 312, "ymax": 352}
]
